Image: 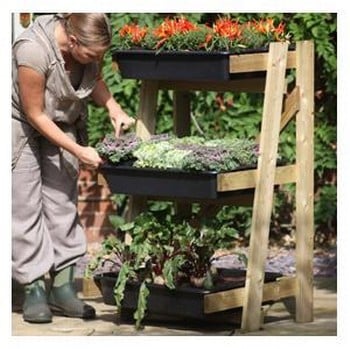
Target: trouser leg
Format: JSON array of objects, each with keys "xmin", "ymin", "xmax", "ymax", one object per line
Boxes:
[
  {"xmin": 40, "ymin": 137, "xmax": 86, "ymax": 272},
  {"xmin": 12, "ymin": 136, "xmax": 86, "ymax": 284},
  {"xmin": 12, "ymin": 137, "xmax": 54, "ymax": 284}
]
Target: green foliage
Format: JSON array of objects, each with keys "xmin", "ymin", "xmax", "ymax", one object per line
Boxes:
[
  {"xmin": 96, "ymin": 133, "xmax": 258, "ymax": 172},
  {"xmin": 88, "ymin": 13, "xmax": 337, "ymax": 246},
  {"xmin": 113, "ymin": 262, "xmax": 131, "ymax": 308},
  {"xmin": 133, "ymin": 281, "xmax": 150, "ymax": 329},
  {"xmin": 88, "ymin": 208, "xmax": 239, "ymax": 328},
  {"xmin": 315, "ymin": 185, "xmax": 337, "ymax": 226}
]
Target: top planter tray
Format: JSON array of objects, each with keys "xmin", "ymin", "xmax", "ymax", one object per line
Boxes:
[{"xmin": 112, "ymin": 48, "xmax": 269, "ymax": 81}]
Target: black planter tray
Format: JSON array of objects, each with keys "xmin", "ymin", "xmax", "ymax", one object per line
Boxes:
[
  {"xmin": 112, "ymin": 46, "xmax": 295, "ymax": 81},
  {"xmin": 112, "ymin": 50, "xmax": 232, "ymax": 81},
  {"xmin": 99, "ymin": 162, "xmax": 255, "ymax": 199},
  {"xmin": 112, "ymin": 49, "xmax": 269, "ymax": 82},
  {"xmin": 94, "ymin": 269, "xmax": 282, "ymax": 321}
]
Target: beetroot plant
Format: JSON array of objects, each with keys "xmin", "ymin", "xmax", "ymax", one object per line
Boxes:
[{"xmin": 86, "ymin": 209, "xmax": 238, "ymax": 329}]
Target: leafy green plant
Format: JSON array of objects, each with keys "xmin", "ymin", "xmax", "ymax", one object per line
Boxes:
[
  {"xmin": 95, "ymin": 133, "xmax": 258, "ymax": 172},
  {"xmin": 95, "ymin": 133, "xmax": 141, "ymax": 163},
  {"xmin": 86, "ymin": 210, "xmax": 238, "ymax": 328}
]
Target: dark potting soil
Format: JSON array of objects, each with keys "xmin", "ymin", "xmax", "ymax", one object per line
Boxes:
[{"xmin": 75, "ymin": 246, "xmax": 337, "ymax": 279}]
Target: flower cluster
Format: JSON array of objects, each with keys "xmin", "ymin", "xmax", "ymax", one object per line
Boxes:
[{"xmin": 114, "ymin": 16, "xmax": 289, "ymax": 52}]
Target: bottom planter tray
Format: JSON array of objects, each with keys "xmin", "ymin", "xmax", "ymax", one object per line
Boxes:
[{"xmin": 94, "ymin": 269, "xmax": 282, "ymax": 321}]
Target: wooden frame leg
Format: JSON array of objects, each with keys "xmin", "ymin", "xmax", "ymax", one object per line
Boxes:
[
  {"xmin": 241, "ymin": 42, "xmax": 288, "ymax": 331},
  {"xmin": 126, "ymin": 80, "xmax": 159, "ymax": 229},
  {"xmin": 173, "ymin": 90, "xmax": 192, "ymax": 216},
  {"xmin": 135, "ymin": 80, "xmax": 159, "ymax": 140},
  {"xmin": 173, "ymin": 90, "xmax": 191, "ymax": 137},
  {"xmin": 295, "ymin": 40, "xmax": 315, "ymax": 323}
]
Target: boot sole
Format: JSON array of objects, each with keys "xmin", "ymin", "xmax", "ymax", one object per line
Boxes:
[
  {"xmin": 49, "ymin": 304, "xmax": 96, "ymax": 319},
  {"xmin": 23, "ymin": 315, "xmax": 52, "ymax": 323}
]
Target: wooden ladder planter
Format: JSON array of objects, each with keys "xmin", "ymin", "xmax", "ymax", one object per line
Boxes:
[{"xmin": 98, "ymin": 41, "xmax": 314, "ymax": 332}]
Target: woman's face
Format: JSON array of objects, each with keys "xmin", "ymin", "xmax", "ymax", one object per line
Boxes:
[{"xmin": 69, "ymin": 36, "xmax": 108, "ymax": 64}]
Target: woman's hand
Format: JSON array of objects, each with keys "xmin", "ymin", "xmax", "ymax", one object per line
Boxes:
[
  {"xmin": 76, "ymin": 146, "xmax": 103, "ymax": 169},
  {"xmin": 109, "ymin": 108, "xmax": 136, "ymax": 138},
  {"xmin": 90, "ymin": 78, "xmax": 136, "ymax": 138}
]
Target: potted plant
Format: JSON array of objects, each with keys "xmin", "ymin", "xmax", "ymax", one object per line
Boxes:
[
  {"xmin": 85, "ymin": 208, "xmax": 246, "ymax": 329},
  {"xmin": 112, "ymin": 16, "xmax": 290, "ymax": 80},
  {"xmin": 95, "ymin": 133, "xmax": 259, "ymax": 199}
]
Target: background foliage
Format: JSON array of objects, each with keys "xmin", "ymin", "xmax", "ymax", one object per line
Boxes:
[{"xmin": 87, "ymin": 13, "xmax": 337, "ymax": 248}]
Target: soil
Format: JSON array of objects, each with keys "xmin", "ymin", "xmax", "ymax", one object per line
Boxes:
[
  {"xmin": 76, "ymin": 245, "xmax": 337, "ymax": 278},
  {"xmin": 211, "ymin": 246, "xmax": 337, "ymax": 277}
]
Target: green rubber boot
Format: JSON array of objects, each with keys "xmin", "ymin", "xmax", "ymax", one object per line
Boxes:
[
  {"xmin": 48, "ymin": 265, "xmax": 96, "ymax": 319},
  {"xmin": 23, "ymin": 277, "xmax": 52, "ymax": 323}
]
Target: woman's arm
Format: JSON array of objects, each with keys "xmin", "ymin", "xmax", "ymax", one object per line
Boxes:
[
  {"xmin": 18, "ymin": 66, "xmax": 102, "ymax": 169},
  {"xmin": 90, "ymin": 77, "xmax": 135, "ymax": 137}
]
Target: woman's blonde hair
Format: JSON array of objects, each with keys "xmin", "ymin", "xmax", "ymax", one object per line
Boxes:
[{"xmin": 62, "ymin": 13, "xmax": 112, "ymax": 48}]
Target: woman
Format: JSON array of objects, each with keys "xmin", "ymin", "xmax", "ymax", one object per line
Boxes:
[{"xmin": 12, "ymin": 13, "xmax": 135, "ymax": 323}]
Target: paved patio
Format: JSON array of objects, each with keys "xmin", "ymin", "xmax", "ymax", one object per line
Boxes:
[{"xmin": 10, "ymin": 276, "xmax": 336, "ymax": 337}]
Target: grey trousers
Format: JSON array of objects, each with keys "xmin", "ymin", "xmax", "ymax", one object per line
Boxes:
[{"xmin": 12, "ymin": 135, "xmax": 86, "ymax": 284}]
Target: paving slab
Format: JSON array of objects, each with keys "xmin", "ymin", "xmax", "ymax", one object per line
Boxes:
[{"xmin": 10, "ymin": 276, "xmax": 336, "ymax": 337}]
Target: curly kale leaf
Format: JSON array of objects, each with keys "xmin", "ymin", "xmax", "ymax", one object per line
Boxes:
[{"xmin": 95, "ymin": 133, "xmax": 141, "ymax": 164}]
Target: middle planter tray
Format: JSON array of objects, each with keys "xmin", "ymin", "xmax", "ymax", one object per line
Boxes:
[{"xmin": 100, "ymin": 163, "xmax": 253, "ymax": 199}]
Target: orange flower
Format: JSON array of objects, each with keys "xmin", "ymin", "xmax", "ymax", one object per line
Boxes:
[
  {"xmin": 213, "ymin": 18, "xmax": 241, "ymax": 40},
  {"xmin": 274, "ymin": 22, "xmax": 286, "ymax": 39},
  {"xmin": 153, "ymin": 17, "xmax": 197, "ymax": 40},
  {"xmin": 119, "ymin": 23, "xmax": 147, "ymax": 44},
  {"xmin": 252, "ymin": 18, "xmax": 285, "ymax": 37}
]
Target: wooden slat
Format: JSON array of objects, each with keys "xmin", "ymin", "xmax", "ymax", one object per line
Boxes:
[
  {"xmin": 295, "ymin": 41, "xmax": 315, "ymax": 323},
  {"xmin": 217, "ymin": 164, "xmax": 296, "ymax": 192},
  {"xmin": 204, "ymin": 276, "xmax": 296, "ymax": 314},
  {"xmin": 255, "ymin": 86, "xmax": 300, "ymax": 143},
  {"xmin": 229, "ymin": 50, "xmax": 296, "ymax": 73},
  {"xmin": 241, "ymin": 42, "xmax": 288, "ymax": 332},
  {"xmin": 280, "ymin": 86, "xmax": 300, "ymax": 132},
  {"xmin": 159, "ymin": 78, "xmax": 266, "ymax": 93}
]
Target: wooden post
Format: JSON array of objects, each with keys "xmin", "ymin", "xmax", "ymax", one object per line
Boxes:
[
  {"xmin": 241, "ymin": 42, "xmax": 288, "ymax": 331},
  {"xmin": 126, "ymin": 80, "xmax": 159, "ymax": 228},
  {"xmin": 135, "ymin": 80, "xmax": 159, "ymax": 140},
  {"xmin": 173, "ymin": 90, "xmax": 192, "ymax": 216},
  {"xmin": 173, "ymin": 90, "xmax": 191, "ymax": 137},
  {"xmin": 295, "ymin": 41, "xmax": 315, "ymax": 323}
]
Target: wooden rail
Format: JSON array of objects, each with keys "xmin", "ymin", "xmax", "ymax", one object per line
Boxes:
[{"xmin": 204, "ymin": 276, "xmax": 296, "ymax": 314}]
